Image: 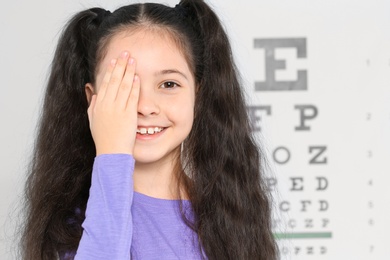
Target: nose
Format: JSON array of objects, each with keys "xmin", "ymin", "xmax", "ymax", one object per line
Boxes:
[{"xmin": 137, "ymin": 84, "xmax": 160, "ymax": 117}]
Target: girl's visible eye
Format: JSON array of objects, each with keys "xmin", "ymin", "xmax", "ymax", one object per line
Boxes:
[{"xmin": 160, "ymin": 81, "xmax": 180, "ymax": 89}]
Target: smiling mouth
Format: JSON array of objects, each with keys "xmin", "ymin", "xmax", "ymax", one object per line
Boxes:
[{"xmin": 136, "ymin": 127, "xmax": 165, "ymax": 135}]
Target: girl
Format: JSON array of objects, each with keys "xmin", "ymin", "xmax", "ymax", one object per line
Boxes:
[{"xmin": 22, "ymin": 0, "xmax": 278, "ymax": 259}]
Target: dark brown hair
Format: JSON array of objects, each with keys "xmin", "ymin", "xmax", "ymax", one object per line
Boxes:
[{"xmin": 22, "ymin": 1, "xmax": 278, "ymax": 259}]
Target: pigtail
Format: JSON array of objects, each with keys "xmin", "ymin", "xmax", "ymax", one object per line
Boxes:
[
  {"xmin": 179, "ymin": 1, "xmax": 278, "ymax": 259},
  {"xmin": 22, "ymin": 9, "xmax": 107, "ymax": 260}
]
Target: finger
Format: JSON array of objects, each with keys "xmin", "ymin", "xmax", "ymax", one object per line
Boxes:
[
  {"xmin": 96, "ymin": 59, "xmax": 116, "ymax": 103},
  {"xmin": 104, "ymin": 51, "xmax": 130, "ymax": 102},
  {"xmin": 126, "ymin": 74, "xmax": 140, "ymax": 111},
  {"xmin": 116, "ymin": 57, "xmax": 136, "ymax": 108}
]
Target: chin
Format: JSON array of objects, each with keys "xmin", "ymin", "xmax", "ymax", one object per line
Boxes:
[{"xmin": 133, "ymin": 148, "xmax": 180, "ymax": 166}]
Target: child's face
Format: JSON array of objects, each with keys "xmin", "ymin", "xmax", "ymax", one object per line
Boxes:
[{"xmin": 94, "ymin": 29, "xmax": 196, "ymax": 165}]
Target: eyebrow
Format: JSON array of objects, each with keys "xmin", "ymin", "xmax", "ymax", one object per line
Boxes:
[{"xmin": 156, "ymin": 69, "xmax": 189, "ymax": 80}]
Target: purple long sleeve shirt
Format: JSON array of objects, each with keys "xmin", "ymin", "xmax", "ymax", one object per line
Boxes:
[{"xmin": 70, "ymin": 154, "xmax": 204, "ymax": 259}]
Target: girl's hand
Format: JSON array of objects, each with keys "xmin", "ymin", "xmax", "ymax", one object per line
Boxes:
[{"xmin": 87, "ymin": 51, "xmax": 140, "ymax": 156}]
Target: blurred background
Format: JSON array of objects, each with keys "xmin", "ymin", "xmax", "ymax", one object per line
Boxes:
[{"xmin": 1, "ymin": 0, "xmax": 389, "ymax": 259}]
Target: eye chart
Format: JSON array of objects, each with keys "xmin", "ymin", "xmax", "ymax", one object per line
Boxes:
[{"xmin": 221, "ymin": 0, "xmax": 390, "ymax": 258}]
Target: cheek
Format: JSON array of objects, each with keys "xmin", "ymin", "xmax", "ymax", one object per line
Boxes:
[{"xmin": 166, "ymin": 95, "xmax": 195, "ymax": 129}]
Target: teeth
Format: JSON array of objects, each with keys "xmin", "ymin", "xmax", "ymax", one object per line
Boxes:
[{"xmin": 137, "ymin": 127, "xmax": 164, "ymax": 135}]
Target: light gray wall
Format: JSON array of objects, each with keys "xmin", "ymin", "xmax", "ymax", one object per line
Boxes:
[{"xmin": 1, "ymin": 0, "xmax": 389, "ymax": 259}]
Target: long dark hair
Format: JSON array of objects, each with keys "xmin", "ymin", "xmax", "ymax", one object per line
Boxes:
[{"xmin": 22, "ymin": 1, "xmax": 278, "ymax": 259}]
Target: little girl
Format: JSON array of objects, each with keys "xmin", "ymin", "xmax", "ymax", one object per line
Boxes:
[{"xmin": 22, "ymin": 0, "xmax": 277, "ymax": 259}]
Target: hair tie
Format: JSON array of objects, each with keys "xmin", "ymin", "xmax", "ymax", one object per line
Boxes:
[
  {"xmin": 174, "ymin": 4, "xmax": 187, "ymax": 19},
  {"xmin": 92, "ymin": 8, "xmax": 111, "ymax": 24}
]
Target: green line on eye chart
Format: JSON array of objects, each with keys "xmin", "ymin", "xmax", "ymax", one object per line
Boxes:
[{"xmin": 274, "ymin": 232, "xmax": 332, "ymax": 240}]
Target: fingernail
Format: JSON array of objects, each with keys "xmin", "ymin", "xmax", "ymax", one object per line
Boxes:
[
  {"xmin": 121, "ymin": 51, "xmax": 129, "ymax": 58},
  {"xmin": 111, "ymin": 59, "xmax": 117, "ymax": 66},
  {"xmin": 129, "ymin": 58, "xmax": 134, "ymax": 65}
]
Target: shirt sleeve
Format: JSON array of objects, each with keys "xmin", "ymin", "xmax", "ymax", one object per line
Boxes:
[{"xmin": 74, "ymin": 153, "xmax": 135, "ymax": 260}]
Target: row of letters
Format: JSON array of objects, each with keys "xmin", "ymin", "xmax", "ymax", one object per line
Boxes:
[
  {"xmin": 273, "ymin": 218, "xmax": 330, "ymax": 229},
  {"xmin": 267, "ymin": 177, "xmax": 329, "ymax": 192}
]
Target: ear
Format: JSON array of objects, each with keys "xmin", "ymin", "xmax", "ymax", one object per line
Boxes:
[
  {"xmin": 85, "ymin": 83, "xmax": 95, "ymax": 105},
  {"xmin": 195, "ymin": 84, "xmax": 200, "ymax": 94}
]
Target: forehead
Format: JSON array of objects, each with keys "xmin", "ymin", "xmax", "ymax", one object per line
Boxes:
[
  {"xmin": 97, "ymin": 28, "xmax": 192, "ymax": 75},
  {"xmin": 109, "ymin": 28, "xmax": 175, "ymax": 52}
]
